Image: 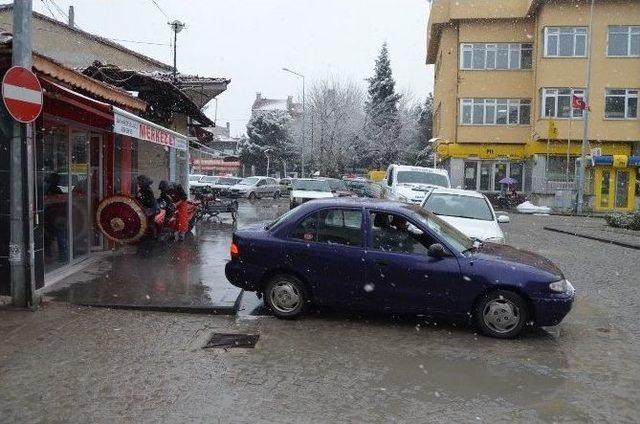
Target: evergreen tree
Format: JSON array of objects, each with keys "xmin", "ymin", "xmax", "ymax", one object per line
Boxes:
[
  {"xmin": 405, "ymin": 93, "xmax": 434, "ymax": 166},
  {"xmin": 363, "ymin": 42, "xmax": 402, "ymax": 169},
  {"xmin": 240, "ymin": 110, "xmax": 296, "ymax": 175}
]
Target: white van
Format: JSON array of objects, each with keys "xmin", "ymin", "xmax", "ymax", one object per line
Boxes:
[{"xmin": 382, "ymin": 164, "xmax": 451, "ymax": 204}]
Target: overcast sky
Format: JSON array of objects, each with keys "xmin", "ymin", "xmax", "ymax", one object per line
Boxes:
[{"xmin": 25, "ymin": 0, "xmax": 434, "ymax": 137}]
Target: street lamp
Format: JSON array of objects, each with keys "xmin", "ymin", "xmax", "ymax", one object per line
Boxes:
[
  {"xmin": 264, "ymin": 148, "xmax": 273, "ymax": 177},
  {"xmin": 427, "ymin": 137, "xmax": 442, "ymax": 168},
  {"xmin": 168, "ymin": 20, "xmax": 185, "ymax": 81},
  {"xmin": 282, "ymin": 67, "xmax": 306, "ymax": 177}
]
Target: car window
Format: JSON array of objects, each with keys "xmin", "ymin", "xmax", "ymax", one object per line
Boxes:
[
  {"xmin": 369, "ymin": 211, "xmax": 436, "ymax": 255},
  {"xmin": 257, "ymin": 179, "xmax": 266, "ymax": 186},
  {"xmin": 396, "ymin": 171, "xmax": 449, "ymax": 187},
  {"xmin": 292, "ymin": 209, "xmax": 363, "ymax": 246},
  {"xmin": 424, "ymin": 193, "xmax": 494, "ymax": 221}
]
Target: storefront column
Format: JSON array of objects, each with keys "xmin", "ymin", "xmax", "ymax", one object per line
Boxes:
[
  {"xmin": 169, "ymin": 147, "xmax": 177, "ymax": 182},
  {"xmin": 121, "ymin": 136, "xmax": 132, "ymax": 196}
]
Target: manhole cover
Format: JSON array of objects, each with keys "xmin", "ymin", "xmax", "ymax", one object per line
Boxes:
[{"xmin": 203, "ymin": 333, "xmax": 259, "ymax": 349}]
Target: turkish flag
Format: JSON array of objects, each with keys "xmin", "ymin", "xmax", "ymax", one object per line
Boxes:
[{"xmin": 572, "ymin": 94, "xmax": 588, "ymax": 110}]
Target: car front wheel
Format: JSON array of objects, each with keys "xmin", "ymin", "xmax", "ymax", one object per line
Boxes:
[
  {"xmin": 248, "ymin": 191, "xmax": 257, "ymax": 200},
  {"xmin": 475, "ymin": 290, "xmax": 528, "ymax": 339},
  {"xmin": 273, "ymin": 190, "xmax": 281, "ymax": 199},
  {"xmin": 264, "ymin": 274, "xmax": 308, "ymax": 319}
]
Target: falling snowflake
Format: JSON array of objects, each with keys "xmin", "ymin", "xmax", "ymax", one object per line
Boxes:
[{"xmin": 364, "ymin": 283, "xmax": 375, "ymax": 292}]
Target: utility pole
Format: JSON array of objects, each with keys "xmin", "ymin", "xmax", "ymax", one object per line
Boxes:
[
  {"xmin": 168, "ymin": 20, "xmax": 185, "ymax": 81},
  {"xmin": 576, "ymin": 0, "xmax": 596, "ymax": 214},
  {"xmin": 282, "ymin": 67, "xmax": 305, "ymax": 177},
  {"xmin": 9, "ymin": 0, "xmax": 36, "ymax": 307}
]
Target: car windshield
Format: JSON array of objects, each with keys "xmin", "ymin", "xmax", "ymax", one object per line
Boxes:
[
  {"xmin": 189, "ymin": 175, "xmax": 203, "ymax": 182},
  {"xmin": 424, "ymin": 193, "xmax": 493, "ymax": 221},
  {"xmin": 404, "ymin": 204, "xmax": 474, "ymax": 253},
  {"xmin": 239, "ymin": 177, "xmax": 260, "ymax": 185},
  {"xmin": 202, "ymin": 176, "xmax": 218, "ymax": 183},
  {"xmin": 293, "ymin": 179, "xmax": 331, "ymax": 192},
  {"xmin": 217, "ymin": 178, "xmax": 239, "ymax": 185},
  {"xmin": 397, "ymin": 170, "xmax": 448, "ymax": 187}
]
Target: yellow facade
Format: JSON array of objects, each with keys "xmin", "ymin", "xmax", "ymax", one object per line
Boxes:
[{"xmin": 427, "ymin": 0, "xmax": 640, "ymax": 211}]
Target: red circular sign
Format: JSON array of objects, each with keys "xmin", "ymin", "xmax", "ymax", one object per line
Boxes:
[{"xmin": 2, "ymin": 66, "xmax": 43, "ymax": 123}]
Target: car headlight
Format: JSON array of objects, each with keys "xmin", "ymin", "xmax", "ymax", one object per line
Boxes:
[
  {"xmin": 549, "ymin": 279, "xmax": 568, "ymax": 293},
  {"xmin": 485, "ymin": 236, "xmax": 505, "ymax": 244}
]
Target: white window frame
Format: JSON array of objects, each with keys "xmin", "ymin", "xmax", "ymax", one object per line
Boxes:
[
  {"xmin": 460, "ymin": 98, "xmax": 531, "ymax": 125},
  {"xmin": 463, "ymin": 160, "xmax": 525, "ymax": 192},
  {"xmin": 541, "ymin": 88, "xmax": 586, "ymax": 119},
  {"xmin": 544, "ymin": 27, "xmax": 588, "ymax": 57},
  {"xmin": 607, "ymin": 26, "xmax": 640, "ymax": 57},
  {"xmin": 605, "ymin": 89, "xmax": 639, "ymax": 119},
  {"xmin": 460, "ymin": 43, "xmax": 533, "ymax": 70}
]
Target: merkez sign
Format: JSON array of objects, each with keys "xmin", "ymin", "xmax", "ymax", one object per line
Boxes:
[{"xmin": 113, "ymin": 108, "xmax": 187, "ymax": 151}]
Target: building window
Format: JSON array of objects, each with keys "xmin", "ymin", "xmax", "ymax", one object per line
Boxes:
[
  {"xmin": 460, "ymin": 43, "xmax": 533, "ymax": 70},
  {"xmin": 460, "ymin": 99, "xmax": 530, "ymax": 125},
  {"xmin": 605, "ymin": 89, "xmax": 638, "ymax": 119},
  {"xmin": 541, "ymin": 88, "xmax": 585, "ymax": 119},
  {"xmin": 544, "ymin": 27, "xmax": 587, "ymax": 57},
  {"xmin": 463, "ymin": 161, "xmax": 525, "ymax": 192},
  {"xmin": 546, "ymin": 156, "xmax": 577, "ymax": 182},
  {"xmin": 608, "ymin": 26, "xmax": 640, "ymax": 57}
]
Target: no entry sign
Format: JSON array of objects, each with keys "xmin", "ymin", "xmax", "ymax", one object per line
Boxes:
[{"xmin": 2, "ymin": 66, "xmax": 43, "ymax": 123}]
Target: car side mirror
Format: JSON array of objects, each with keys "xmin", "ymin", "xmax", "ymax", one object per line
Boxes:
[
  {"xmin": 497, "ymin": 215, "xmax": 510, "ymax": 224},
  {"xmin": 428, "ymin": 243, "xmax": 446, "ymax": 257}
]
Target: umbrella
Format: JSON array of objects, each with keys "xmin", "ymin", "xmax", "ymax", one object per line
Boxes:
[{"xmin": 499, "ymin": 177, "xmax": 517, "ymax": 185}]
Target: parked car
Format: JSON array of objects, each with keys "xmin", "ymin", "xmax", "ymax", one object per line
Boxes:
[
  {"xmin": 421, "ymin": 188, "xmax": 509, "ymax": 243},
  {"xmin": 290, "ymin": 178, "xmax": 335, "ymax": 209},
  {"xmin": 382, "ymin": 164, "xmax": 451, "ymax": 205},
  {"xmin": 344, "ymin": 178, "xmax": 383, "ymax": 198},
  {"xmin": 279, "ymin": 177, "xmax": 297, "ymax": 194},
  {"xmin": 209, "ymin": 176, "xmax": 241, "ymax": 197},
  {"xmin": 190, "ymin": 175, "xmax": 219, "ymax": 191},
  {"xmin": 228, "ymin": 176, "xmax": 281, "ymax": 199},
  {"xmin": 225, "ymin": 198, "xmax": 575, "ymax": 338},
  {"xmin": 325, "ymin": 178, "xmax": 354, "ymax": 197}
]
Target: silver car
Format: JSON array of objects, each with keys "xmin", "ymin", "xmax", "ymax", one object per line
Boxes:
[{"xmin": 228, "ymin": 176, "xmax": 281, "ymax": 199}]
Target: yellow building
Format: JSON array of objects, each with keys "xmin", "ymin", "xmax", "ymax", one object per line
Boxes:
[{"xmin": 426, "ymin": 0, "xmax": 640, "ymax": 212}]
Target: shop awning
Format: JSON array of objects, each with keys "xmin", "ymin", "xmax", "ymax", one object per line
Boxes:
[
  {"xmin": 40, "ymin": 77, "xmax": 113, "ymax": 121},
  {"xmin": 592, "ymin": 155, "xmax": 640, "ymax": 167},
  {"xmin": 113, "ymin": 107, "xmax": 189, "ymax": 151}
]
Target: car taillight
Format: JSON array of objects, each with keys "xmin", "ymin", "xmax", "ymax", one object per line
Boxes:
[{"xmin": 230, "ymin": 242, "xmax": 240, "ymax": 258}]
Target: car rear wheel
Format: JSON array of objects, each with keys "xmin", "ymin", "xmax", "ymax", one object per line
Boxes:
[
  {"xmin": 475, "ymin": 290, "xmax": 528, "ymax": 339},
  {"xmin": 264, "ymin": 274, "xmax": 308, "ymax": 319},
  {"xmin": 273, "ymin": 190, "xmax": 281, "ymax": 199},
  {"xmin": 248, "ymin": 191, "xmax": 257, "ymax": 200}
]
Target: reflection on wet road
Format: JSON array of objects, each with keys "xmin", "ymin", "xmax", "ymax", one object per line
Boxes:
[{"xmin": 47, "ymin": 199, "xmax": 290, "ymax": 311}]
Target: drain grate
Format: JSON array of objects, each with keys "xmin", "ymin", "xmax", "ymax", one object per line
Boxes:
[{"xmin": 203, "ymin": 333, "xmax": 259, "ymax": 349}]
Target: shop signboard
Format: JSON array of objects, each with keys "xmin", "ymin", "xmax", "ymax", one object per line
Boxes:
[{"xmin": 113, "ymin": 109, "xmax": 187, "ymax": 151}]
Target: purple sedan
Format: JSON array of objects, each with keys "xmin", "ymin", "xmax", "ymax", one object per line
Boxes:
[{"xmin": 225, "ymin": 198, "xmax": 575, "ymax": 338}]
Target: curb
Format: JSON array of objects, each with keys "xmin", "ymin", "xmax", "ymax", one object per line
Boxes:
[
  {"xmin": 543, "ymin": 226, "xmax": 640, "ymax": 250},
  {"xmin": 75, "ymin": 302, "xmax": 239, "ymax": 315}
]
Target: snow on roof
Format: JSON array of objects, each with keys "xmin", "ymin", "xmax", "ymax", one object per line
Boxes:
[{"xmin": 253, "ymin": 98, "xmax": 289, "ymax": 111}]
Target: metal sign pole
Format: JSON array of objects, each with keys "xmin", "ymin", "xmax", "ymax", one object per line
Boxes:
[{"xmin": 9, "ymin": 0, "xmax": 35, "ymax": 307}]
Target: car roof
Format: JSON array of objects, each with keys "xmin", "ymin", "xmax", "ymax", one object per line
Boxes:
[
  {"xmin": 427, "ymin": 188, "xmax": 486, "ymax": 198},
  {"xmin": 391, "ymin": 165, "xmax": 449, "ymax": 176},
  {"xmin": 297, "ymin": 197, "xmax": 426, "ymax": 212}
]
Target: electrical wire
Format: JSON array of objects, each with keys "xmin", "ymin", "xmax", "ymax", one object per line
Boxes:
[
  {"xmin": 149, "ymin": 0, "xmax": 170, "ymax": 20},
  {"xmin": 40, "ymin": 0, "xmax": 58, "ymax": 21}
]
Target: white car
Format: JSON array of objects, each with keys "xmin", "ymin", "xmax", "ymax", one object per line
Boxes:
[
  {"xmin": 420, "ymin": 188, "xmax": 509, "ymax": 243},
  {"xmin": 290, "ymin": 178, "xmax": 336, "ymax": 208},
  {"xmin": 190, "ymin": 175, "xmax": 219, "ymax": 189},
  {"xmin": 228, "ymin": 176, "xmax": 281, "ymax": 199},
  {"xmin": 382, "ymin": 164, "xmax": 451, "ymax": 205}
]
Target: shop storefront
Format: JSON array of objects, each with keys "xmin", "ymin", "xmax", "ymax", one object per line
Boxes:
[{"xmin": 436, "ymin": 140, "xmax": 637, "ymax": 211}]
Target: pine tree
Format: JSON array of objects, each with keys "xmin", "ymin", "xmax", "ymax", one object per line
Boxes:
[
  {"xmin": 240, "ymin": 110, "xmax": 296, "ymax": 175},
  {"xmin": 363, "ymin": 42, "xmax": 402, "ymax": 169}
]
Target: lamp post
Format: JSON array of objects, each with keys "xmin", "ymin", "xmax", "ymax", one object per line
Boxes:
[
  {"xmin": 264, "ymin": 148, "xmax": 272, "ymax": 177},
  {"xmin": 427, "ymin": 137, "xmax": 442, "ymax": 168},
  {"xmin": 168, "ymin": 20, "xmax": 185, "ymax": 81},
  {"xmin": 282, "ymin": 67, "xmax": 305, "ymax": 177},
  {"xmin": 576, "ymin": 0, "xmax": 595, "ymax": 214}
]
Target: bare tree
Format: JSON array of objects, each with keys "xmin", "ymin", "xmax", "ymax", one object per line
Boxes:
[{"xmin": 303, "ymin": 78, "xmax": 365, "ymax": 177}]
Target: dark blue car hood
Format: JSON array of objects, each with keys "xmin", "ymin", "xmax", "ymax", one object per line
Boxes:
[{"xmin": 470, "ymin": 243, "xmax": 563, "ymax": 279}]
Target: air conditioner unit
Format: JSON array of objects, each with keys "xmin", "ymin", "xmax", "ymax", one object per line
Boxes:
[{"xmin": 590, "ymin": 147, "xmax": 602, "ymax": 157}]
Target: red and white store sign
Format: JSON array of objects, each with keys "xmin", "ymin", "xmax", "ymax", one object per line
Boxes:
[
  {"xmin": 113, "ymin": 108, "xmax": 187, "ymax": 151},
  {"xmin": 2, "ymin": 66, "xmax": 43, "ymax": 123}
]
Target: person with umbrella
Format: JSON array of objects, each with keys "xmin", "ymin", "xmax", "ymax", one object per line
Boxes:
[{"xmin": 498, "ymin": 177, "xmax": 518, "ymax": 208}]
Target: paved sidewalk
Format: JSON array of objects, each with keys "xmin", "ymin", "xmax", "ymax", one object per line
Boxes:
[{"xmin": 542, "ymin": 215, "xmax": 640, "ymax": 249}]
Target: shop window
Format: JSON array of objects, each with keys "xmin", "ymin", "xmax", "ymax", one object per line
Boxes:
[
  {"xmin": 493, "ymin": 163, "xmax": 507, "ymax": 190},
  {"xmin": 546, "ymin": 156, "xmax": 577, "ymax": 182},
  {"xmin": 600, "ymin": 170, "xmax": 611, "ymax": 207},
  {"xmin": 479, "ymin": 163, "xmax": 491, "ymax": 191},
  {"xmin": 510, "ymin": 163, "xmax": 524, "ymax": 191},
  {"xmin": 615, "ymin": 170, "xmax": 629, "ymax": 209},
  {"xmin": 464, "ymin": 161, "xmax": 478, "ymax": 190},
  {"xmin": 43, "ymin": 124, "xmax": 70, "ymax": 273}
]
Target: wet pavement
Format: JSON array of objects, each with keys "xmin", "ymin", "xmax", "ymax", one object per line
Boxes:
[
  {"xmin": 44, "ymin": 199, "xmax": 290, "ymax": 313},
  {"xmin": 1, "ymin": 210, "xmax": 640, "ymax": 423}
]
